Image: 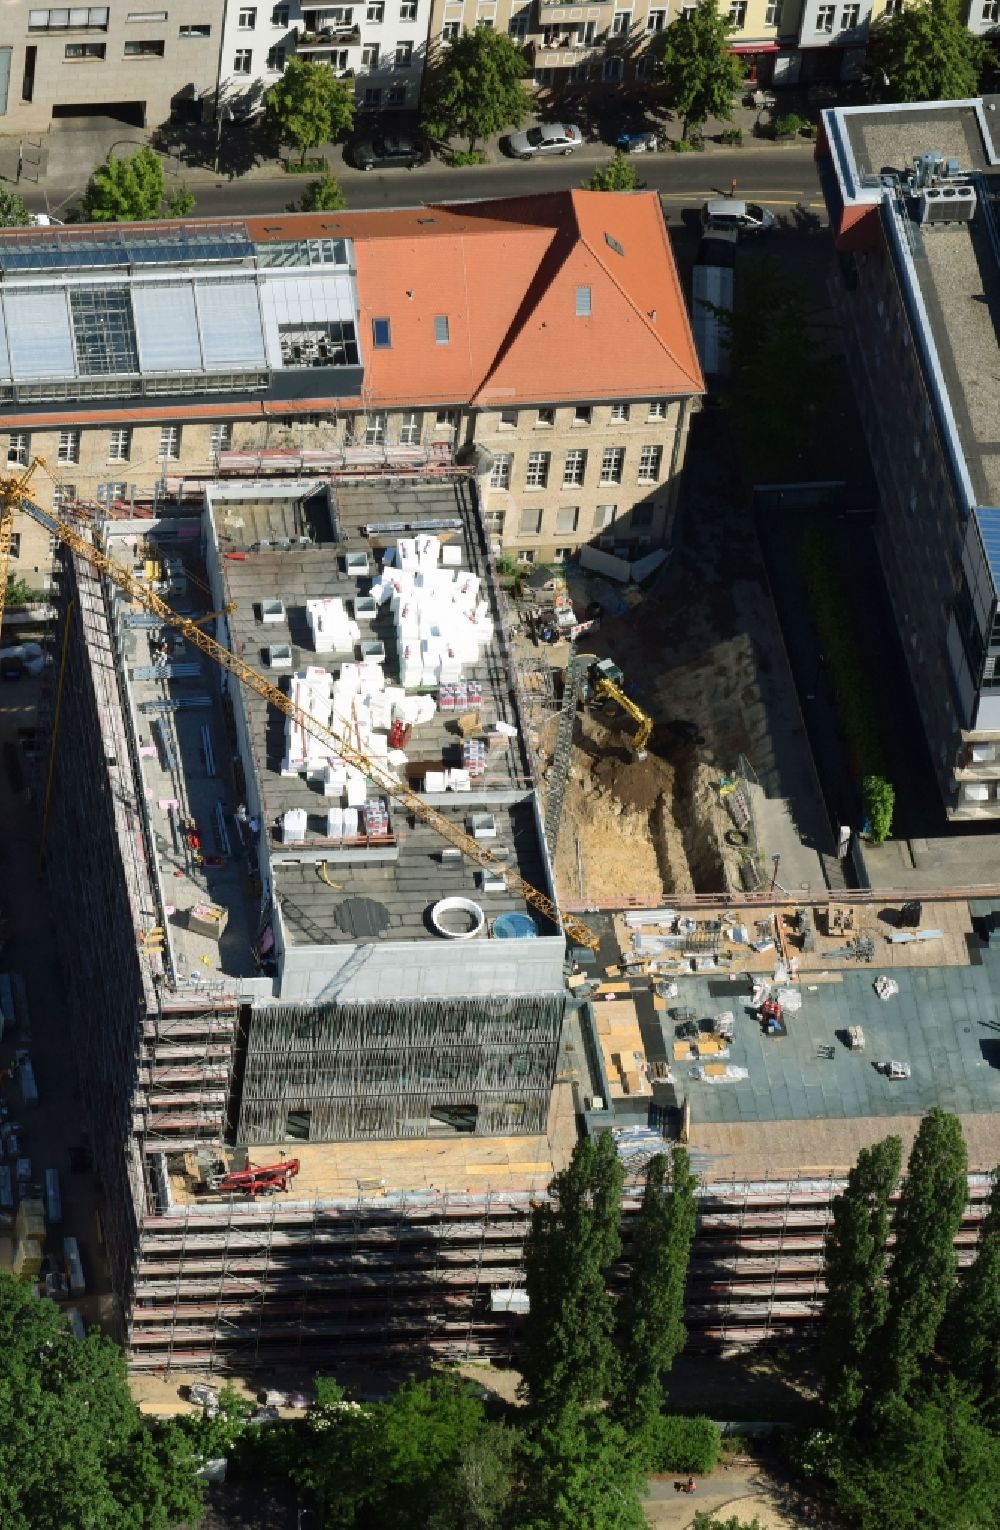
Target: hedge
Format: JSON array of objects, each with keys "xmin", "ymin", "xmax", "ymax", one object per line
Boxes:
[
  {"xmin": 646, "ymin": 1414, "xmax": 722, "ymax": 1474},
  {"xmin": 799, "ymin": 528, "xmax": 895, "ymax": 843}
]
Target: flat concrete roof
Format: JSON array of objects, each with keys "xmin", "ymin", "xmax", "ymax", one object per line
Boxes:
[
  {"xmin": 844, "ymin": 103, "xmax": 993, "ymax": 182},
  {"xmin": 211, "ymin": 477, "xmax": 552, "ymax": 947},
  {"xmin": 593, "ymin": 900, "xmax": 1000, "ymax": 1176}
]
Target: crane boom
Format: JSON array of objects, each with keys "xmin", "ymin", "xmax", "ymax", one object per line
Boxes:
[
  {"xmin": 27, "ymin": 498, "xmax": 600, "ymax": 950},
  {"xmin": 0, "ymin": 462, "xmax": 45, "ymax": 637}
]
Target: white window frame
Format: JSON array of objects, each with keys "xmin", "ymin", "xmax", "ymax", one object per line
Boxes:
[
  {"xmin": 159, "ymin": 425, "xmax": 181, "ymax": 461},
  {"xmin": 400, "ymin": 0, "xmax": 417, "ymax": 15},
  {"xmin": 637, "ymin": 444, "xmax": 662, "ymax": 483},
  {"xmin": 815, "ymin": 4, "xmax": 834, "ymax": 29},
  {"xmin": 555, "ymin": 505, "xmax": 579, "ymax": 535},
  {"xmin": 562, "ymin": 449, "xmax": 586, "ymax": 488},
  {"xmin": 519, "ymin": 508, "xmax": 543, "ymax": 536},
  {"xmin": 610, "ymin": 403, "xmax": 630, "ymax": 422},
  {"xmin": 490, "ymin": 452, "xmax": 512, "ymax": 490},
  {"xmin": 398, "ymin": 411, "xmax": 421, "ymax": 446},
  {"xmin": 646, "ymin": 7, "xmax": 666, "ymax": 28},
  {"xmin": 525, "ymin": 451, "xmax": 550, "ymax": 489},
  {"xmin": 600, "ymin": 447, "xmax": 624, "ymax": 485},
  {"xmin": 57, "ymin": 429, "xmax": 81, "ymax": 466},
  {"xmin": 395, "ymin": 39, "xmax": 413, "ymax": 65},
  {"xmin": 611, "ymin": 7, "xmax": 631, "ymax": 31},
  {"xmin": 728, "ymin": 0, "xmax": 746, "ymax": 24},
  {"xmin": 238, "ymin": 5, "xmax": 257, "ymax": 25},
  {"xmin": 364, "ymin": 412, "xmax": 387, "ymax": 446},
  {"xmin": 594, "ymin": 504, "xmax": 617, "ymax": 530},
  {"xmin": 210, "ymin": 422, "xmax": 233, "ymax": 455},
  {"xmin": 108, "ymin": 427, "xmax": 131, "ymax": 462},
  {"xmin": 840, "ymin": 1, "xmax": 859, "ymax": 23},
  {"xmin": 647, "ymin": 399, "xmax": 667, "ymax": 420},
  {"xmin": 7, "ymin": 432, "xmax": 28, "ymax": 467},
  {"xmin": 367, "ymin": 0, "xmax": 384, "ymax": 17},
  {"xmin": 233, "ymin": 46, "xmax": 252, "ymax": 70}
]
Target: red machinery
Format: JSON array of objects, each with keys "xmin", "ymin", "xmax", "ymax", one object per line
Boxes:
[
  {"xmin": 209, "ymin": 1158, "xmax": 301, "ymax": 1196},
  {"xmin": 760, "ymin": 999, "xmax": 785, "ymax": 1036}
]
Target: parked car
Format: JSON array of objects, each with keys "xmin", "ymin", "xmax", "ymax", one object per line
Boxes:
[
  {"xmin": 506, "ymin": 123, "xmax": 584, "ymax": 160},
  {"xmin": 701, "ymin": 197, "xmax": 775, "ymax": 235},
  {"xmin": 350, "ymin": 132, "xmax": 428, "ymax": 171}
]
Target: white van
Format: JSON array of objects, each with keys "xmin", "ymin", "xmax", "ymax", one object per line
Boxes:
[{"xmin": 701, "ymin": 198, "xmax": 775, "ymax": 235}]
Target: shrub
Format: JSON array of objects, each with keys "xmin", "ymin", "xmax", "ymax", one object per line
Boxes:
[
  {"xmin": 862, "ymin": 774, "xmax": 895, "ymax": 844},
  {"xmin": 449, "ymin": 149, "xmax": 487, "ymax": 166},
  {"xmin": 281, "ymin": 157, "xmax": 327, "ymax": 174},
  {"xmin": 646, "ymin": 1414, "xmax": 721, "ymax": 1474},
  {"xmin": 774, "ymin": 112, "xmax": 807, "ymax": 138},
  {"xmin": 719, "ymin": 126, "xmax": 743, "ymax": 146},
  {"xmin": 673, "ymin": 138, "xmax": 698, "ymax": 153}
]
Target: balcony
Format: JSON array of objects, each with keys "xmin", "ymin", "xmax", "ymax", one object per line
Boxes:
[
  {"xmin": 296, "ymin": 24, "xmax": 362, "ymax": 48},
  {"xmin": 537, "ymin": 0, "xmax": 609, "ymax": 21},
  {"xmin": 533, "ymin": 34, "xmax": 606, "ymax": 65}
]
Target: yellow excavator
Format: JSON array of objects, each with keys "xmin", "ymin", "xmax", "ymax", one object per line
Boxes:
[
  {"xmin": 22, "ymin": 488, "xmax": 600, "ymax": 951},
  {"xmin": 578, "ymin": 654, "xmax": 652, "ymax": 760}
]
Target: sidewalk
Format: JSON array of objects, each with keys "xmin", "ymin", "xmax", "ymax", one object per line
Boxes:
[{"xmin": 0, "ymin": 95, "xmax": 816, "ymax": 205}]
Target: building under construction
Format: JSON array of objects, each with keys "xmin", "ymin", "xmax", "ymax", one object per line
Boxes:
[{"xmin": 43, "ymin": 460, "xmax": 594, "ymax": 1369}]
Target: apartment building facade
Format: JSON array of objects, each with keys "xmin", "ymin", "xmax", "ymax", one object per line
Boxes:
[
  {"xmin": 217, "ymin": 0, "xmax": 432, "ymax": 117},
  {"xmin": 819, "ymin": 96, "xmax": 1000, "ymax": 819},
  {"xmin": 1, "ymin": 193, "xmax": 702, "ymax": 577}
]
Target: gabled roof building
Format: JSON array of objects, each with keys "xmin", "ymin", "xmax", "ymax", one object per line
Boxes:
[{"xmin": 1, "ymin": 191, "xmax": 701, "ymax": 576}]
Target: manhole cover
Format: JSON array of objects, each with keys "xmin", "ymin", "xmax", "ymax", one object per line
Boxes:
[{"xmin": 334, "ymin": 897, "xmax": 391, "ymax": 938}]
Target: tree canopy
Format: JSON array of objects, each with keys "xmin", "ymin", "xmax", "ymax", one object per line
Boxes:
[
  {"xmin": 822, "ymin": 1135, "xmax": 902, "ymax": 1426},
  {"xmin": 880, "ymin": 1108, "xmax": 968, "ymax": 1399},
  {"xmin": 865, "ymin": 0, "xmax": 987, "ymax": 104},
  {"xmin": 943, "ymin": 1169, "xmax": 1000, "ymax": 1409},
  {"xmin": 265, "ymin": 58, "xmax": 355, "ymax": 165},
  {"xmin": 82, "ymin": 147, "xmax": 195, "ymax": 222},
  {"xmin": 616, "ymin": 1149, "xmax": 697, "ymax": 1448},
  {"xmin": 585, "ymin": 152, "xmax": 642, "ymax": 192},
  {"xmin": 0, "ymin": 189, "xmax": 31, "ymax": 228},
  {"xmin": 296, "ymin": 170, "xmax": 347, "ymax": 211},
  {"xmin": 421, "ymin": 29, "xmax": 530, "ymax": 152},
  {"xmin": 0, "ymin": 1272, "xmax": 201, "ymax": 1530},
  {"xmin": 521, "ymin": 1132, "xmax": 625, "ymax": 1417},
  {"xmin": 710, "ymin": 258, "xmax": 836, "ymax": 470},
  {"xmin": 659, "ymin": 0, "xmax": 744, "ymax": 140}
]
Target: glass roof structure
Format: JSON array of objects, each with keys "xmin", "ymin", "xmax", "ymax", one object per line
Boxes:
[{"xmin": 0, "ymin": 228, "xmax": 360, "ymax": 401}]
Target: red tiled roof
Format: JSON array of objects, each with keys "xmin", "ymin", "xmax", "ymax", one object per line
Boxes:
[
  {"xmin": 338, "ymin": 192, "xmax": 704, "ymax": 408},
  {"xmin": 0, "ymin": 197, "xmax": 702, "ymax": 427}
]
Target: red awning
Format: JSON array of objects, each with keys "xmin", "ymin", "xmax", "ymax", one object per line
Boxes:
[{"xmin": 729, "ymin": 41, "xmax": 781, "ymax": 51}]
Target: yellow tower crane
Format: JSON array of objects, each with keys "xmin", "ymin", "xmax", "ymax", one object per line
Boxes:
[
  {"xmin": 0, "ymin": 460, "xmax": 45, "ymax": 637},
  {"xmin": 27, "ymin": 497, "xmax": 600, "ymax": 951}
]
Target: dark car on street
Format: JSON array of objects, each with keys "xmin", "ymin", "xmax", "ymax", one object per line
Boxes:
[{"xmin": 350, "ymin": 132, "xmax": 429, "ymax": 171}]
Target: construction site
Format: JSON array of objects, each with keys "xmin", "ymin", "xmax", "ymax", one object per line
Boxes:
[{"xmin": 0, "ymin": 434, "xmax": 980, "ymax": 1375}]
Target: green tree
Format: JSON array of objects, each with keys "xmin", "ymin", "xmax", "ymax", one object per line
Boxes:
[
  {"xmin": 286, "ymin": 1374, "xmax": 493, "ymax": 1530},
  {"xmin": 659, "ymin": 0, "xmax": 745, "ymax": 141},
  {"xmin": 297, "ymin": 170, "xmax": 347, "ymax": 211},
  {"xmin": 422, "ymin": 29, "xmax": 530, "ymax": 153},
  {"xmin": 521, "ymin": 1133, "xmax": 625, "ymax": 1417},
  {"xmin": 616, "ymin": 1150, "xmax": 697, "ymax": 1451},
  {"xmin": 82, "ymin": 147, "xmax": 196, "ymax": 222},
  {"xmin": 710, "ymin": 259, "xmax": 836, "ymax": 469},
  {"xmin": 943, "ymin": 1169, "xmax": 1000, "ymax": 1407},
  {"xmin": 518, "ymin": 1407, "xmax": 648, "ymax": 1530},
  {"xmin": 880, "ymin": 1110, "xmax": 969, "ymax": 1400},
  {"xmin": 265, "ymin": 57, "xmax": 355, "ymax": 166},
  {"xmin": 0, "ymin": 189, "xmax": 31, "ymax": 227},
  {"xmin": 829, "ymin": 1378, "xmax": 1000, "ymax": 1530},
  {"xmin": 0, "ymin": 1272, "xmax": 202, "ymax": 1530},
  {"xmin": 865, "ymin": 0, "xmax": 987, "ymax": 104},
  {"xmin": 425, "ymin": 1421, "xmax": 520, "ymax": 1530},
  {"xmin": 586, "ymin": 152, "xmax": 642, "ymax": 192},
  {"xmin": 821, "ymin": 1135, "xmax": 902, "ymax": 1427}
]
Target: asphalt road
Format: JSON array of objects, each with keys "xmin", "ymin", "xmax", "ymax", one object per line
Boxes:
[{"xmin": 21, "ymin": 144, "xmax": 825, "ymax": 221}]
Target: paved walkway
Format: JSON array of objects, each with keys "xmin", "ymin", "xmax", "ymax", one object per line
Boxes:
[{"xmin": 644, "ymin": 1463, "xmax": 824, "ymax": 1529}]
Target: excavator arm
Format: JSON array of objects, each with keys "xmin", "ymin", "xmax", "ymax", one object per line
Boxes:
[
  {"xmin": 594, "ymin": 677, "xmax": 653, "ymax": 755},
  {"xmin": 27, "ymin": 498, "xmax": 600, "ymax": 951}
]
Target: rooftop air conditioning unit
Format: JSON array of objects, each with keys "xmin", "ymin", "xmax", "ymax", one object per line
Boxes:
[{"xmin": 918, "ymin": 184, "xmax": 977, "ymax": 223}]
